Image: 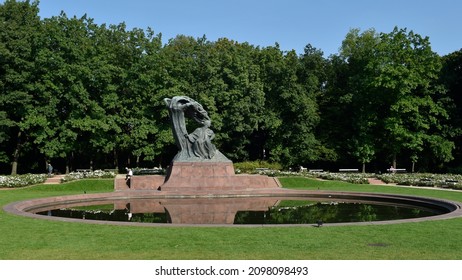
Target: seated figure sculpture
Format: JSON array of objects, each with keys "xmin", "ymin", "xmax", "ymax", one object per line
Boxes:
[
  {"xmin": 164, "ymin": 96, "xmax": 230, "ymax": 162},
  {"xmin": 185, "ymin": 119, "xmax": 216, "ymax": 159}
]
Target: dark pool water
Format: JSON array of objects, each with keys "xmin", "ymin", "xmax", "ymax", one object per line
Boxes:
[
  {"xmin": 36, "ymin": 199, "xmax": 439, "ymax": 225},
  {"xmin": 234, "ymin": 202, "xmax": 436, "ymax": 224}
]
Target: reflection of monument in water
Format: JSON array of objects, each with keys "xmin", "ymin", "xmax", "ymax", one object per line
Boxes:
[
  {"xmin": 114, "ymin": 197, "xmax": 280, "ymax": 224},
  {"xmin": 113, "ymin": 96, "xmax": 281, "ymax": 223},
  {"xmin": 115, "ymin": 96, "xmax": 281, "ymax": 192}
]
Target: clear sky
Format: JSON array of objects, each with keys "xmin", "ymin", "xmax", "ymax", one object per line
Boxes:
[{"xmin": 27, "ymin": 0, "xmax": 462, "ymax": 57}]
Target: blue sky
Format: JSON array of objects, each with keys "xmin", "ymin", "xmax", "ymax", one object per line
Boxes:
[{"xmin": 31, "ymin": 0, "xmax": 462, "ymax": 57}]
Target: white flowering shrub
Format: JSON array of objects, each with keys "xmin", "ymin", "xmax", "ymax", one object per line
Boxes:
[
  {"xmin": 313, "ymin": 172, "xmax": 372, "ymax": 184},
  {"xmin": 0, "ymin": 174, "xmax": 48, "ymax": 188},
  {"xmin": 376, "ymin": 173, "xmax": 462, "ymax": 189},
  {"xmin": 210, "ymin": 167, "xmax": 462, "ymax": 190},
  {"xmin": 258, "ymin": 170, "xmax": 303, "ymax": 177},
  {"xmin": 258, "ymin": 170, "xmax": 371, "ymax": 183},
  {"xmin": 61, "ymin": 170, "xmax": 116, "ymax": 183}
]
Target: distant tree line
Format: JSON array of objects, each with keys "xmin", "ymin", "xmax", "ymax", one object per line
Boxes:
[{"xmin": 1, "ymin": 0, "xmax": 462, "ymax": 174}]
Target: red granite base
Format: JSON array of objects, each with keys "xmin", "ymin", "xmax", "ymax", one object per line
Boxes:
[
  {"xmin": 114, "ymin": 174, "xmax": 166, "ymax": 191},
  {"xmin": 114, "ymin": 161, "xmax": 281, "ymax": 192},
  {"xmin": 159, "ymin": 161, "xmax": 281, "ymax": 192}
]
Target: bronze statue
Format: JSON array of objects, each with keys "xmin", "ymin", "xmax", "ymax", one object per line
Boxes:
[{"xmin": 164, "ymin": 96, "xmax": 230, "ymax": 162}]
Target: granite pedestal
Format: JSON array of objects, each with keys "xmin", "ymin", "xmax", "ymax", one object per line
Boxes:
[{"xmin": 115, "ymin": 161, "xmax": 281, "ymax": 192}]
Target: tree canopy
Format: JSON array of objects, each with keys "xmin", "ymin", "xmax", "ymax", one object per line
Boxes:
[{"xmin": 1, "ymin": 0, "xmax": 461, "ymax": 174}]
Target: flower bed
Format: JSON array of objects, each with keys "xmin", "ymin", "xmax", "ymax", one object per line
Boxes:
[
  {"xmin": 376, "ymin": 173, "xmax": 462, "ymax": 189},
  {"xmin": 61, "ymin": 170, "xmax": 116, "ymax": 183},
  {"xmin": 275, "ymin": 170, "xmax": 462, "ymax": 190},
  {"xmin": 258, "ymin": 170, "xmax": 372, "ymax": 184},
  {"xmin": 308, "ymin": 172, "xmax": 371, "ymax": 184},
  {"xmin": 0, "ymin": 174, "xmax": 48, "ymax": 188}
]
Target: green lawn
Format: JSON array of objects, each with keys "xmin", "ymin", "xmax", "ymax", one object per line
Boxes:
[{"xmin": 1, "ymin": 177, "xmax": 462, "ymax": 260}]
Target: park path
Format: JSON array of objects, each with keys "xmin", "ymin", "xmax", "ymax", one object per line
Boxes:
[
  {"xmin": 367, "ymin": 178, "xmax": 388, "ymax": 185},
  {"xmin": 43, "ymin": 174, "xmax": 65, "ymax": 185}
]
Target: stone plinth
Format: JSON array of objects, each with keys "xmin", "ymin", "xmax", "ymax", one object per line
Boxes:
[
  {"xmin": 159, "ymin": 161, "xmax": 281, "ymax": 192},
  {"xmin": 114, "ymin": 161, "xmax": 282, "ymax": 192},
  {"xmin": 114, "ymin": 174, "xmax": 166, "ymax": 191}
]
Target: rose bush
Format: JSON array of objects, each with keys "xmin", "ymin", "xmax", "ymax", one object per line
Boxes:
[
  {"xmin": 0, "ymin": 174, "xmax": 48, "ymax": 188},
  {"xmin": 376, "ymin": 173, "xmax": 462, "ymax": 189},
  {"xmin": 61, "ymin": 170, "xmax": 116, "ymax": 183}
]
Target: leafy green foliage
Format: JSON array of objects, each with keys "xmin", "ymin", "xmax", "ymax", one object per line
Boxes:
[
  {"xmin": 0, "ymin": 1, "xmax": 460, "ymax": 174},
  {"xmin": 0, "ymin": 0, "xmax": 42, "ymax": 174},
  {"xmin": 328, "ymin": 27, "xmax": 454, "ymax": 171}
]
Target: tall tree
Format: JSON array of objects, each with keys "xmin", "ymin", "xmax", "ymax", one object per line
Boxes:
[
  {"xmin": 110, "ymin": 25, "xmax": 165, "ymax": 167},
  {"xmin": 441, "ymin": 49, "xmax": 462, "ymax": 169},
  {"xmin": 260, "ymin": 45, "xmax": 323, "ymax": 167},
  {"xmin": 320, "ymin": 29, "xmax": 380, "ymax": 171},
  {"xmin": 32, "ymin": 13, "xmax": 110, "ymax": 172},
  {"xmin": 0, "ymin": 0, "xmax": 41, "ymax": 174},
  {"xmin": 210, "ymin": 39, "xmax": 265, "ymax": 160},
  {"xmin": 298, "ymin": 44, "xmax": 334, "ymax": 163},
  {"xmin": 160, "ymin": 37, "xmax": 266, "ymax": 161},
  {"xmin": 334, "ymin": 27, "xmax": 454, "ymax": 171},
  {"xmin": 373, "ymin": 28, "xmax": 453, "ymax": 171},
  {"xmin": 338, "ymin": 28, "xmax": 381, "ymax": 172}
]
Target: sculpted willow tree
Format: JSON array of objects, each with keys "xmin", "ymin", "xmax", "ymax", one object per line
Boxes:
[{"xmin": 164, "ymin": 96, "xmax": 230, "ymax": 162}]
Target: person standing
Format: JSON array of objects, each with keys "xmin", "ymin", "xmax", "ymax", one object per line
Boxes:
[
  {"xmin": 47, "ymin": 163, "xmax": 53, "ymax": 177},
  {"xmin": 125, "ymin": 167, "xmax": 133, "ymax": 188}
]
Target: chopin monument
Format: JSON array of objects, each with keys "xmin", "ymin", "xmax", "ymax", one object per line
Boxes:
[
  {"xmin": 163, "ymin": 96, "xmax": 230, "ymax": 163},
  {"xmin": 117, "ymin": 96, "xmax": 281, "ymax": 192}
]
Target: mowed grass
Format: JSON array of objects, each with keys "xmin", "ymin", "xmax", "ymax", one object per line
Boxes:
[{"xmin": 1, "ymin": 177, "xmax": 462, "ymax": 259}]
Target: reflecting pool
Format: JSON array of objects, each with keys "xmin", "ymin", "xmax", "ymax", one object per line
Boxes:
[{"xmin": 36, "ymin": 197, "xmax": 442, "ymax": 225}]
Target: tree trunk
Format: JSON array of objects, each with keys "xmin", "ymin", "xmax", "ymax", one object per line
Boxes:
[
  {"xmin": 65, "ymin": 156, "xmax": 70, "ymax": 174},
  {"xmin": 362, "ymin": 162, "xmax": 366, "ymax": 173},
  {"xmin": 113, "ymin": 149, "xmax": 118, "ymax": 170},
  {"xmin": 411, "ymin": 161, "xmax": 415, "ymax": 173},
  {"xmin": 11, "ymin": 131, "xmax": 22, "ymax": 175},
  {"xmin": 158, "ymin": 155, "xmax": 163, "ymax": 169},
  {"xmin": 11, "ymin": 160, "xmax": 18, "ymax": 176},
  {"xmin": 392, "ymin": 153, "xmax": 397, "ymax": 169},
  {"xmin": 136, "ymin": 155, "xmax": 140, "ymax": 167}
]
